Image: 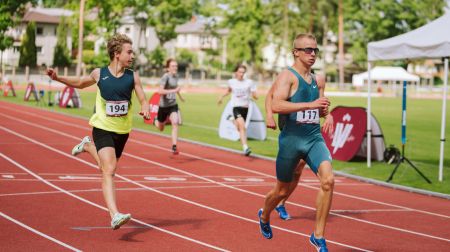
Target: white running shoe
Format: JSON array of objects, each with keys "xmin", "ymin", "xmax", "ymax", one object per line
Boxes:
[
  {"xmin": 71, "ymin": 136, "xmax": 91, "ymax": 156},
  {"xmin": 111, "ymin": 213, "xmax": 131, "ymax": 230},
  {"xmin": 244, "ymin": 147, "xmax": 252, "ymax": 156}
]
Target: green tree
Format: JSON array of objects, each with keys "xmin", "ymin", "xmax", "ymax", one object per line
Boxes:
[
  {"xmin": 221, "ymin": 0, "xmax": 267, "ymax": 72},
  {"xmin": 86, "ymin": 0, "xmax": 126, "ymax": 34},
  {"xmin": 177, "ymin": 48, "xmax": 197, "ymax": 66},
  {"xmin": 0, "ymin": 0, "xmax": 34, "ymax": 34},
  {"xmin": 345, "ymin": 0, "xmax": 446, "ymax": 67},
  {"xmin": 0, "ymin": 34, "xmax": 14, "ymax": 69},
  {"xmin": 19, "ymin": 22, "xmax": 37, "ymax": 67},
  {"xmin": 133, "ymin": 0, "xmax": 199, "ymax": 45},
  {"xmin": 147, "ymin": 45, "xmax": 166, "ymax": 68},
  {"xmin": 53, "ymin": 17, "xmax": 71, "ymax": 67}
]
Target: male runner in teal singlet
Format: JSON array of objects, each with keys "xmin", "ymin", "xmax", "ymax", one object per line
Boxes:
[{"xmin": 258, "ymin": 34, "xmax": 334, "ymax": 252}]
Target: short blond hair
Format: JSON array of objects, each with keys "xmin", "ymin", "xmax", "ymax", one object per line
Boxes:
[
  {"xmin": 292, "ymin": 33, "xmax": 316, "ymax": 48},
  {"xmin": 107, "ymin": 33, "xmax": 133, "ymax": 60}
]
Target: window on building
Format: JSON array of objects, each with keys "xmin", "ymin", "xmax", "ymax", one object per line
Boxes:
[
  {"xmin": 125, "ymin": 27, "xmax": 131, "ymax": 33},
  {"xmin": 36, "ymin": 27, "xmax": 43, "ymax": 35},
  {"xmin": 37, "ymin": 47, "xmax": 43, "ymax": 54}
]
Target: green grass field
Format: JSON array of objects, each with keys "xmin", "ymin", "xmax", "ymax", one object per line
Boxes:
[{"xmin": 1, "ymin": 87, "xmax": 449, "ymax": 194}]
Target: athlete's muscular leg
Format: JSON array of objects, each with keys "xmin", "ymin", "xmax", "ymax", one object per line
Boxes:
[
  {"xmin": 278, "ymin": 159, "xmax": 305, "ymax": 206},
  {"xmin": 98, "ymin": 147, "xmax": 119, "ymax": 218},
  {"xmin": 155, "ymin": 120, "xmax": 165, "ymax": 131},
  {"xmin": 314, "ymin": 161, "xmax": 334, "ymax": 238},
  {"xmin": 169, "ymin": 111, "xmax": 179, "ymax": 146},
  {"xmin": 261, "ymin": 180, "xmax": 291, "ymax": 223},
  {"xmin": 234, "ymin": 117, "xmax": 247, "ymax": 146},
  {"xmin": 83, "ymin": 142, "xmax": 100, "ymax": 166}
]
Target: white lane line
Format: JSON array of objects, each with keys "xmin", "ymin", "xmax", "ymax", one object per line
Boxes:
[
  {"xmin": 2, "ymin": 114, "xmax": 449, "ymax": 244},
  {"xmin": 2, "ymin": 111, "xmax": 450, "ymax": 241},
  {"xmin": 71, "ymin": 226, "xmax": 149, "ymax": 231},
  {"xmin": 331, "ymin": 209, "xmax": 412, "ymax": 213},
  {"xmin": 0, "ymin": 125, "xmax": 371, "ymax": 251},
  {"xmin": 183, "ymin": 122, "xmax": 278, "ymax": 141},
  {"xmin": 9, "ymin": 107, "xmax": 446, "ymax": 219},
  {"xmin": 0, "ymin": 152, "xmax": 229, "ymax": 252},
  {"xmin": 2, "ymin": 175, "xmax": 15, "ymax": 179},
  {"xmin": 133, "ymin": 138, "xmax": 450, "ymax": 220},
  {"xmin": 59, "ymin": 175, "xmax": 100, "ymax": 180},
  {"xmin": 0, "ymin": 211, "xmax": 81, "ymax": 252}
]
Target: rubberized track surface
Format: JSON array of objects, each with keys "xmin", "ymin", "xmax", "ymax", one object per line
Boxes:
[{"xmin": 0, "ymin": 100, "xmax": 449, "ymax": 251}]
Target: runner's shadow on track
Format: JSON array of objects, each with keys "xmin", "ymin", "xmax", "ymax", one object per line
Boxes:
[
  {"xmin": 119, "ymin": 217, "xmax": 208, "ymax": 242},
  {"xmin": 169, "ymin": 156, "xmax": 199, "ymax": 163},
  {"xmin": 149, "ymin": 217, "xmax": 207, "ymax": 229}
]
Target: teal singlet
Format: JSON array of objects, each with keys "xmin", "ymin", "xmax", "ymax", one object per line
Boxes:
[{"xmin": 275, "ymin": 67, "xmax": 332, "ymax": 182}]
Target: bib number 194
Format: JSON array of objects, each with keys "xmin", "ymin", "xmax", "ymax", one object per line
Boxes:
[{"xmin": 106, "ymin": 101, "xmax": 129, "ymax": 117}]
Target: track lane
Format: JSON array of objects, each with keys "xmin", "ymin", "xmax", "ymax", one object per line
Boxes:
[{"xmin": 1, "ymin": 101, "xmax": 449, "ymax": 251}]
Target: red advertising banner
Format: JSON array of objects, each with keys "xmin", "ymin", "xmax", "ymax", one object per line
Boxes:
[
  {"xmin": 322, "ymin": 106, "xmax": 367, "ymax": 161},
  {"xmin": 24, "ymin": 82, "xmax": 39, "ymax": 101},
  {"xmin": 59, "ymin": 86, "xmax": 74, "ymax": 107},
  {"xmin": 3, "ymin": 80, "xmax": 16, "ymax": 97},
  {"xmin": 144, "ymin": 92, "xmax": 161, "ymax": 125}
]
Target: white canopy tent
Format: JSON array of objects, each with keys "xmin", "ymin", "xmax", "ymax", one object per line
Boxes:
[
  {"xmin": 352, "ymin": 66, "xmax": 420, "ymax": 87},
  {"xmin": 366, "ymin": 13, "xmax": 450, "ymax": 181}
]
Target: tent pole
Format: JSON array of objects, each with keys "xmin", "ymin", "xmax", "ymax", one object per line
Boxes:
[
  {"xmin": 367, "ymin": 62, "xmax": 372, "ymax": 167},
  {"xmin": 439, "ymin": 57, "xmax": 448, "ymax": 182}
]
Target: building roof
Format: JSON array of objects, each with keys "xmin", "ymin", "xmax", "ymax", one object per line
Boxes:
[
  {"xmin": 22, "ymin": 7, "xmax": 73, "ymax": 24},
  {"xmin": 175, "ymin": 17, "xmax": 228, "ymax": 36}
]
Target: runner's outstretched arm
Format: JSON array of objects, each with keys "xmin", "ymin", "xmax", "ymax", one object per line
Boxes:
[{"xmin": 47, "ymin": 68, "xmax": 98, "ymax": 89}]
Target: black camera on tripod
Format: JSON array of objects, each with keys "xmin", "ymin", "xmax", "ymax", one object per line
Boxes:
[{"xmin": 383, "ymin": 145, "xmax": 400, "ymax": 164}]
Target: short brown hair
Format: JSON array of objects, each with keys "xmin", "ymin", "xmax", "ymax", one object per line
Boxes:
[
  {"xmin": 165, "ymin": 58, "xmax": 177, "ymax": 69},
  {"xmin": 107, "ymin": 33, "xmax": 133, "ymax": 60},
  {"xmin": 292, "ymin": 33, "xmax": 316, "ymax": 48},
  {"xmin": 234, "ymin": 64, "xmax": 247, "ymax": 72}
]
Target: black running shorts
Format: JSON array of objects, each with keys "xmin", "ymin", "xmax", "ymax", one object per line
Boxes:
[
  {"xmin": 232, "ymin": 106, "xmax": 249, "ymax": 121},
  {"xmin": 92, "ymin": 127, "xmax": 129, "ymax": 158},
  {"xmin": 157, "ymin": 104, "xmax": 178, "ymax": 123}
]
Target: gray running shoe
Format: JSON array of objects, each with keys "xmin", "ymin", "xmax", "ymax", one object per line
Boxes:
[
  {"xmin": 111, "ymin": 213, "xmax": 131, "ymax": 230},
  {"xmin": 71, "ymin": 136, "xmax": 91, "ymax": 156}
]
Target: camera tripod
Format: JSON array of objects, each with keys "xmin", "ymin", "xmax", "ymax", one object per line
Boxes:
[{"xmin": 386, "ymin": 144, "xmax": 432, "ymax": 184}]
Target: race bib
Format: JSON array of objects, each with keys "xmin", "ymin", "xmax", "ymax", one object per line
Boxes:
[
  {"xmin": 166, "ymin": 93, "xmax": 176, "ymax": 100},
  {"xmin": 106, "ymin": 100, "xmax": 129, "ymax": 117},
  {"xmin": 296, "ymin": 109, "xmax": 320, "ymax": 124}
]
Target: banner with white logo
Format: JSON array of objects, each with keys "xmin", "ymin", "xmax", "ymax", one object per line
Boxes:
[
  {"xmin": 59, "ymin": 87, "xmax": 82, "ymax": 108},
  {"xmin": 24, "ymin": 82, "xmax": 39, "ymax": 101},
  {"xmin": 219, "ymin": 100, "xmax": 266, "ymax": 141},
  {"xmin": 3, "ymin": 80, "xmax": 16, "ymax": 97},
  {"xmin": 322, "ymin": 106, "xmax": 385, "ymax": 161}
]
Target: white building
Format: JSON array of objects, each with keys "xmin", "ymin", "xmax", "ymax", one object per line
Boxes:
[
  {"xmin": 172, "ymin": 17, "xmax": 228, "ymax": 68},
  {"xmin": 2, "ymin": 7, "xmax": 73, "ymax": 67}
]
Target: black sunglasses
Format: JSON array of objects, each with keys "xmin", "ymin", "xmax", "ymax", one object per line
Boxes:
[{"xmin": 294, "ymin": 47, "xmax": 320, "ymax": 54}]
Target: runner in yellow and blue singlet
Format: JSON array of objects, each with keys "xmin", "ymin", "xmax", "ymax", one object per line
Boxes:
[
  {"xmin": 276, "ymin": 67, "xmax": 332, "ymax": 182},
  {"xmin": 47, "ymin": 34, "xmax": 150, "ymax": 231},
  {"xmin": 89, "ymin": 67, "xmax": 135, "ymax": 157}
]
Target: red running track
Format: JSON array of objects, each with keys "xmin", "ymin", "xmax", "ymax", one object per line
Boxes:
[{"xmin": 0, "ymin": 100, "xmax": 449, "ymax": 251}]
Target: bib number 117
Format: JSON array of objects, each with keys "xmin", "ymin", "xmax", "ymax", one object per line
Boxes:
[{"xmin": 296, "ymin": 109, "xmax": 319, "ymax": 124}]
